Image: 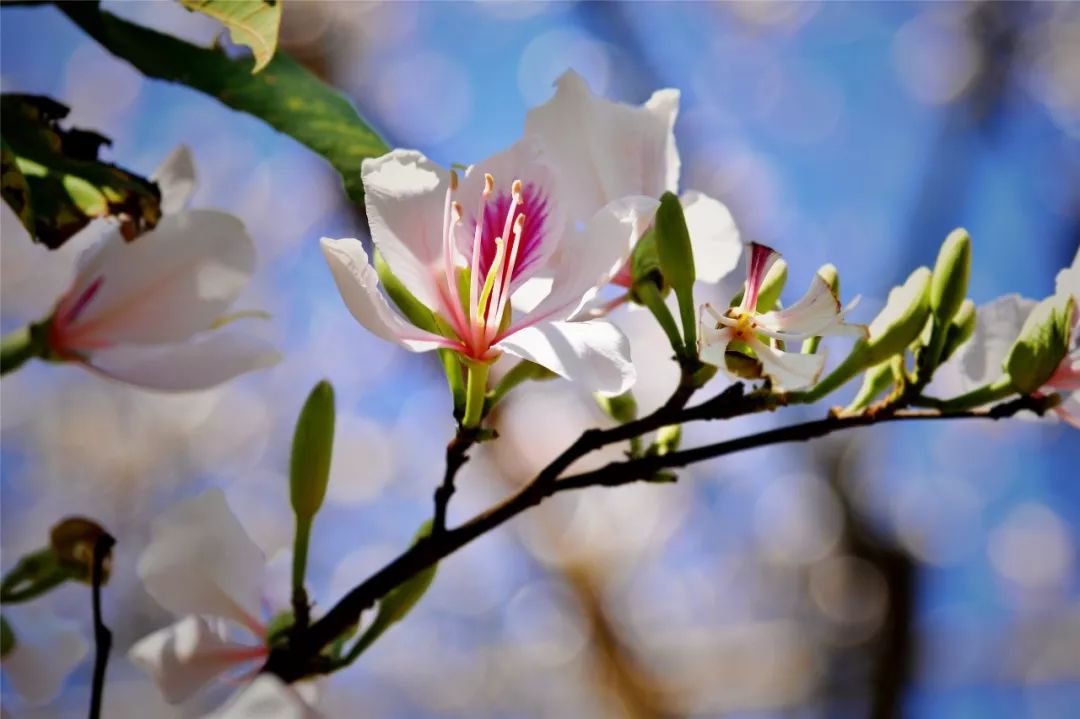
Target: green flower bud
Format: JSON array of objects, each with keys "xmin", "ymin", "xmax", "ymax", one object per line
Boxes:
[
  {"xmin": 595, "ymin": 390, "xmax": 637, "ymax": 423},
  {"xmin": 629, "ymin": 228, "xmax": 662, "ymax": 292},
  {"xmin": 865, "ymin": 266, "xmax": 932, "ymax": 366},
  {"xmin": 654, "ymin": 425, "xmax": 682, "ymax": 455},
  {"xmin": 1004, "ymin": 294, "xmax": 1074, "ymax": 394},
  {"xmin": 939, "ymin": 298, "xmax": 977, "ymax": 363},
  {"xmin": 930, "ymin": 228, "xmax": 971, "ymax": 326},
  {"xmin": 655, "ymin": 192, "xmax": 698, "ymax": 352},
  {"xmin": 844, "ymin": 361, "xmax": 895, "ymax": 414},
  {"xmin": 289, "ymin": 381, "xmax": 336, "ymax": 523}
]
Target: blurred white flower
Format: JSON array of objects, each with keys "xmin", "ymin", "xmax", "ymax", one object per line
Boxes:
[
  {"xmin": 0, "ymin": 605, "xmax": 89, "ymax": 707},
  {"xmin": 45, "ymin": 209, "xmax": 279, "ymax": 391},
  {"xmin": 699, "ymin": 243, "xmax": 866, "ymax": 390},
  {"xmin": 202, "ymin": 675, "xmax": 323, "ymax": 719}
]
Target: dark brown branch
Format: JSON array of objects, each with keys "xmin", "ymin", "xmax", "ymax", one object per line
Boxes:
[
  {"xmin": 262, "ymin": 393, "xmax": 1047, "ymax": 681},
  {"xmin": 432, "ymin": 428, "xmax": 479, "ymax": 534},
  {"xmin": 87, "ymin": 532, "xmax": 116, "ymax": 719}
]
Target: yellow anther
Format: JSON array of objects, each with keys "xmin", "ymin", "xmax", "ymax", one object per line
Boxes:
[
  {"xmin": 452, "ymin": 201, "xmax": 464, "ymax": 221},
  {"xmin": 514, "ymin": 213, "xmax": 526, "ymax": 231},
  {"xmin": 511, "ymin": 179, "xmax": 523, "ymax": 200},
  {"xmin": 449, "ymin": 170, "xmax": 459, "ymax": 191},
  {"xmin": 484, "ymin": 173, "xmax": 495, "ymax": 196}
]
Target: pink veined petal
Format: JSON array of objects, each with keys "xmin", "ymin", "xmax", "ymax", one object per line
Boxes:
[
  {"xmin": 137, "ymin": 489, "xmax": 267, "ymax": 633},
  {"xmin": 362, "ymin": 150, "xmax": 452, "ymax": 309},
  {"xmin": 496, "ymin": 319, "xmax": 636, "ymax": 396},
  {"xmin": 203, "ymin": 675, "xmax": 325, "ymax": 719},
  {"xmin": 742, "ymin": 243, "xmax": 780, "ymax": 313},
  {"xmin": 697, "ymin": 304, "xmax": 734, "ymax": 369},
  {"xmin": 129, "ymin": 616, "xmax": 266, "ymax": 704},
  {"xmin": 680, "ymin": 191, "xmax": 742, "ymax": 285},
  {"xmin": 755, "ymin": 274, "xmax": 868, "ymax": 340},
  {"xmin": 320, "ymin": 237, "xmax": 461, "ymax": 353},
  {"xmin": 507, "ymin": 195, "xmax": 658, "ymax": 334},
  {"xmin": 153, "ymin": 144, "xmax": 197, "ymax": 214},
  {"xmin": 748, "ymin": 337, "xmax": 827, "ymax": 391},
  {"xmin": 86, "ymin": 328, "xmax": 280, "ymax": 392}
]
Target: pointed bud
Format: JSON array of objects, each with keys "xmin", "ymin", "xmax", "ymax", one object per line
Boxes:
[
  {"xmin": 630, "ymin": 228, "xmax": 663, "ymax": 291},
  {"xmin": 596, "ymin": 390, "xmax": 637, "ymax": 423},
  {"xmin": 930, "ymin": 228, "xmax": 971, "ymax": 326},
  {"xmin": 654, "ymin": 424, "xmax": 682, "ymax": 456},
  {"xmin": 939, "ymin": 298, "xmax": 976, "ymax": 363},
  {"xmin": 1004, "ymin": 294, "xmax": 1074, "ymax": 394},
  {"xmin": 655, "ymin": 192, "xmax": 698, "ymax": 353},
  {"xmin": 289, "ymin": 381, "xmax": 336, "ymax": 523},
  {"xmin": 844, "ymin": 361, "xmax": 895, "ymax": 414},
  {"xmin": 865, "ymin": 266, "xmax": 932, "ymax": 365}
]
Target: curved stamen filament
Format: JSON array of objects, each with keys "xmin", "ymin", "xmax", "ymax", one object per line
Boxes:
[
  {"xmin": 488, "ymin": 213, "xmax": 526, "ymax": 344},
  {"xmin": 469, "ymin": 174, "xmax": 494, "ymax": 326}
]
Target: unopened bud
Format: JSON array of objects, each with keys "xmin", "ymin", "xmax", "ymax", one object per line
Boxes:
[
  {"xmin": 289, "ymin": 381, "xmax": 336, "ymax": 523},
  {"xmin": 930, "ymin": 228, "xmax": 971, "ymax": 326}
]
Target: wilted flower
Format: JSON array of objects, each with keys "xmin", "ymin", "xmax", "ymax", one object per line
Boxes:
[
  {"xmin": 698, "ymin": 243, "xmax": 867, "ymax": 390},
  {"xmin": 45, "ymin": 209, "xmax": 279, "ymax": 391},
  {"xmin": 128, "ymin": 490, "xmax": 312, "ymax": 711}
]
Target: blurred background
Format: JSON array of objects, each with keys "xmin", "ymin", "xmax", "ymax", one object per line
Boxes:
[{"xmin": 2, "ymin": 1, "xmax": 1079, "ymax": 717}]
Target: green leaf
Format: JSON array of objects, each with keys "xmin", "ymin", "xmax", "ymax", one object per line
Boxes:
[
  {"xmin": 1, "ymin": 94, "xmax": 161, "ymax": 248},
  {"xmin": 0, "ymin": 615, "xmax": 14, "ymax": 658},
  {"xmin": 290, "ymin": 381, "xmax": 336, "ymax": 522},
  {"xmin": 59, "ymin": 3, "xmax": 388, "ymax": 204},
  {"xmin": 1004, "ymin": 294, "xmax": 1074, "ymax": 394},
  {"xmin": 181, "ymin": 0, "xmax": 282, "ymax": 73}
]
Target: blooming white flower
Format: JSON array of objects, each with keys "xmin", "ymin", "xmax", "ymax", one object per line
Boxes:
[
  {"xmin": 0, "ymin": 605, "xmax": 89, "ymax": 707},
  {"xmin": 698, "ymin": 243, "xmax": 867, "ymax": 390},
  {"xmin": 956, "ymin": 249, "xmax": 1080, "ymax": 427},
  {"xmin": 322, "ymin": 138, "xmax": 657, "ymax": 396},
  {"xmin": 128, "ymin": 490, "xmax": 313, "ymax": 713},
  {"xmin": 522, "ymin": 71, "xmax": 743, "ymax": 298},
  {"xmin": 45, "ymin": 209, "xmax": 279, "ymax": 391}
]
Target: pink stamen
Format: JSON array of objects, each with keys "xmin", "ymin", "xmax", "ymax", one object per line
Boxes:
[
  {"xmin": 488, "ymin": 213, "xmax": 526, "ymax": 346},
  {"xmin": 469, "ymin": 174, "xmax": 494, "ymax": 327},
  {"xmin": 485, "ymin": 181, "xmax": 523, "ymax": 333},
  {"xmin": 743, "ymin": 243, "xmax": 779, "ymax": 313}
]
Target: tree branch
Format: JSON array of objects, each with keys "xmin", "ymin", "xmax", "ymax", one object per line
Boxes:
[
  {"xmin": 87, "ymin": 532, "xmax": 116, "ymax": 719},
  {"xmin": 262, "ymin": 392, "xmax": 1049, "ymax": 681}
]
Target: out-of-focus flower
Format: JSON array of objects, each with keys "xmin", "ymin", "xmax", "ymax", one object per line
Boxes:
[
  {"xmin": 523, "ymin": 71, "xmax": 742, "ymax": 296},
  {"xmin": 202, "ymin": 675, "xmax": 323, "ymax": 719},
  {"xmin": 0, "ymin": 605, "xmax": 89, "ymax": 707},
  {"xmin": 45, "ymin": 209, "xmax": 279, "ymax": 391},
  {"xmin": 128, "ymin": 490, "xmax": 309, "ymax": 710},
  {"xmin": 698, "ymin": 243, "xmax": 866, "ymax": 390},
  {"xmin": 956, "ymin": 249, "xmax": 1080, "ymax": 427},
  {"xmin": 322, "ymin": 141, "xmax": 655, "ymax": 396}
]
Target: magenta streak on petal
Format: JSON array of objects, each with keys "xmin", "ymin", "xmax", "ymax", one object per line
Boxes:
[
  {"xmin": 61, "ymin": 276, "xmax": 105, "ymax": 326},
  {"xmin": 743, "ymin": 243, "xmax": 779, "ymax": 312},
  {"xmin": 475, "ymin": 184, "xmax": 550, "ymax": 288}
]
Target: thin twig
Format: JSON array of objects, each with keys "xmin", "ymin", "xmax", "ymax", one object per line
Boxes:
[
  {"xmin": 88, "ymin": 532, "xmax": 116, "ymax": 719},
  {"xmin": 432, "ymin": 428, "xmax": 478, "ymax": 534},
  {"xmin": 262, "ymin": 393, "xmax": 1048, "ymax": 681}
]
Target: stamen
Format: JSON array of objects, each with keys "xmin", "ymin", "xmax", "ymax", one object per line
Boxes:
[
  {"xmin": 469, "ymin": 176, "xmax": 495, "ymax": 324},
  {"xmin": 485, "ymin": 180, "xmax": 523, "ymax": 332},
  {"xmin": 441, "ymin": 171, "xmax": 467, "ymax": 337},
  {"xmin": 477, "ymin": 236, "xmax": 506, "ymax": 327},
  {"xmin": 450, "ymin": 169, "xmax": 459, "ymax": 191},
  {"xmin": 452, "ymin": 201, "xmax": 463, "ymax": 222},
  {"xmin": 484, "ymin": 173, "xmax": 495, "ymax": 195},
  {"xmin": 488, "ymin": 214, "xmax": 526, "ymax": 339}
]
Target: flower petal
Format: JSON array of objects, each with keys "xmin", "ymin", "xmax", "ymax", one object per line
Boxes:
[
  {"xmin": 514, "ymin": 195, "xmax": 658, "ymax": 328},
  {"xmin": 87, "ymin": 328, "xmax": 279, "ymax": 391},
  {"xmin": 153, "ymin": 145, "xmax": 197, "ymax": 214},
  {"xmin": 1052, "ymin": 390, "xmax": 1080, "ymax": 430},
  {"xmin": 741, "ymin": 243, "xmax": 780, "ymax": 313},
  {"xmin": 756, "ymin": 274, "xmax": 868, "ymax": 340},
  {"xmin": 698, "ymin": 305, "xmax": 733, "ymax": 368},
  {"xmin": 362, "ymin": 150, "xmax": 451, "ymax": 308},
  {"xmin": 497, "ymin": 319, "xmax": 636, "ymax": 396},
  {"xmin": 680, "ymin": 191, "xmax": 742, "ymax": 285},
  {"xmin": 203, "ymin": 675, "xmax": 324, "ymax": 719},
  {"xmin": 129, "ymin": 616, "xmax": 265, "ymax": 704},
  {"xmin": 320, "ymin": 237, "xmax": 454, "ymax": 352},
  {"xmin": 0, "ymin": 606, "xmax": 89, "ymax": 706},
  {"xmin": 60, "ymin": 210, "xmax": 255, "ymax": 348},
  {"xmin": 1055, "ymin": 247, "xmax": 1079, "ymax": 306},
  {"xmin": 137, "ymin": 489, "xmax": 266, "ymax": 630},
  {"xmin": 749, "ymin": 337, "xmax": 826, "ymax": 391},
  {"xmin": 524, "ymin": 70, "xmax": 679, "ymax": 225},
  {"xmin": 956, "ymin": 294, "xmax": 1037, "ymax": 390}
]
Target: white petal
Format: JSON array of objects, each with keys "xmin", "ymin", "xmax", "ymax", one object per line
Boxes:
[
  {"xmin": 680, "ymin": 191, "xmax": 742, "ymax": 285},
  {"xmin": 1052, "ymin": 390, "xmax": 1080, "ymax": 430},
  {"xmin": 524, "ymin": 70, "xmax": 679, "ymax": 224},
  {"xmin": 153, "ymin": 145, "xmax": 197, "ymax": 214},
  {"xmin": 756, "ymin": 274, "xmax": 868, "ymax": 340},
  {"xmin": 137, "ymin": 489, "xmax": 266, "ymax": 630},
  {"xmin": 362, "ymin": 150, "xmax": 450, "ymax": 308},
  {"xmin": 87, "ymin": 328, "xmax": 279, "ymax": 391},
  {"xmin": 518, "ymin": 195, "xmax": 659, "ymax": 326},
  {"xmin": 320, "ymin": 237, "xmax": 451, "ymax": 352},
  {"xmin": 698, "ymin": 306, "xmax": 733, "ymax": 369},
  {"xmin": 1, "ymin": 606, "xmax": 89, "ymax": 706},
  {"xmin": 497, "ymin": 319, "xmax": 636, "ymax": 396},
  {"xmin": 129, "ymin": 616, "xmax": 264, "ymax": 704},
  {"xmin": 61, "ymin": 210, "xmax": 255, "ymax": 347},
  {"xmin": 1055, "ymin": 246, "xmax": 1080, "ymax": 306},
  {"xmin": 749, "ymin": 337, "xmax": 826, "ymax": 391},
  {"xmin": 204, "ymin": 675, "xmax": 324, "ymax": 719},
  {"xmin": 955, "ymin": 294, "xmax": 1037, "ymax": 390}
]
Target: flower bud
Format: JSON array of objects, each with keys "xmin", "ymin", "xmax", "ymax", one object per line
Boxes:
[
  {"xmin": 629, "ymin": 229, "xmax": 663, "ymax": 292},
  {"xmin": 595, "ymin": 390, "xmax": 637, "ymax": 423},
  {"xmin": 654, "ymin": 424, "xmax": 682, "ymax": 456},
  {"xmin": 844, "ymin": 361, "xmax": 895, "ymax": 414},
  {"xmin": 930, "ymin": 228, "xmax": 971, "ymax": 326},
  {"xmin": 655, "ymin": 192, "xmax": 698, "ymax": 351},
  {"xmin": 289, "ymin": 380, "xmax": 336, "ymax": 523},
  {"xmin": 1004, "ymin": 294, "xmax": 1074, "ymax": 394},
  {"xmin": 939, "ymin": 298, "xmax": 976, "ymax": 363},
  {"xmin": 865, "ymin": 266, "xmax": 932, "ymax": 366},
  {"xmin": 50, "ymin": 517, "xmax": 112, "ymax": 584}
]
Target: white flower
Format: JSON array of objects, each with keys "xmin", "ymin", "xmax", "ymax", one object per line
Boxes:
[
  {"xmin": 522, "ymin": 71, "xmax": 743, "ymax": 296},
  {"xmin": 128, "ymin": 490, "xmax": 308, "ymax": 709},
  {"xmin": 203, "ymin": 675, "xmax": 323, "ymax": 719},
  {"xmin": 698, "ymin": 243, "xmax": 867, "ymax": 390},
  {"xmin": 322, "ymin": 138, "xmax": 657, "ymax": 396},
  {"xmin": 45, "ymin": 209, "xmax": 279, "ymax": 391},
  {"xmin": 956, "ymin": 249, "xmax": 1080, "ymax": 427},
  {"xmin": 0, "ymin": 605, "xmax": 89, "ymax": 707}
]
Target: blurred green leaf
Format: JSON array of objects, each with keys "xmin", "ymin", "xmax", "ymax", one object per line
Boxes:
[
  {"xmin": 1, "ymin": 94, "xmax": 161, "ymax": 248},
  {"xmin": 181, "ymin": 0, "xmax": 281, "ymax": 73},
  {"xmin": 0, "ymin": 615, "xmax": 14, "ymax": 658},
  {"xmin": 59, "ymin": 2, "xmax": 388, "ymax": 204}
]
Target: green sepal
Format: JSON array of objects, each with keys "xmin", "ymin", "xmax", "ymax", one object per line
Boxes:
[
  {"xmin": 265, "ymin": 610, "xmax": 296, "ymax": 650},
  {"xmin": 651, "ymin": 425, "xmax": 682, "ymax": 456},
  {"xmin": 1004, "ymin": 294, "xmax": 1074, "ymax": 394},
  {"xmin": 595, "ymin": 390, "xmax": 637, "ymax": 423},
  {"xmin": 629, "ymin": 228, "xmax": 663, "ymax": 294}
]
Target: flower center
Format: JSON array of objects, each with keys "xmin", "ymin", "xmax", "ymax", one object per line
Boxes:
[{"xmin": 730, "ymin": 310, "xmax": 756, "ymax": 342}]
